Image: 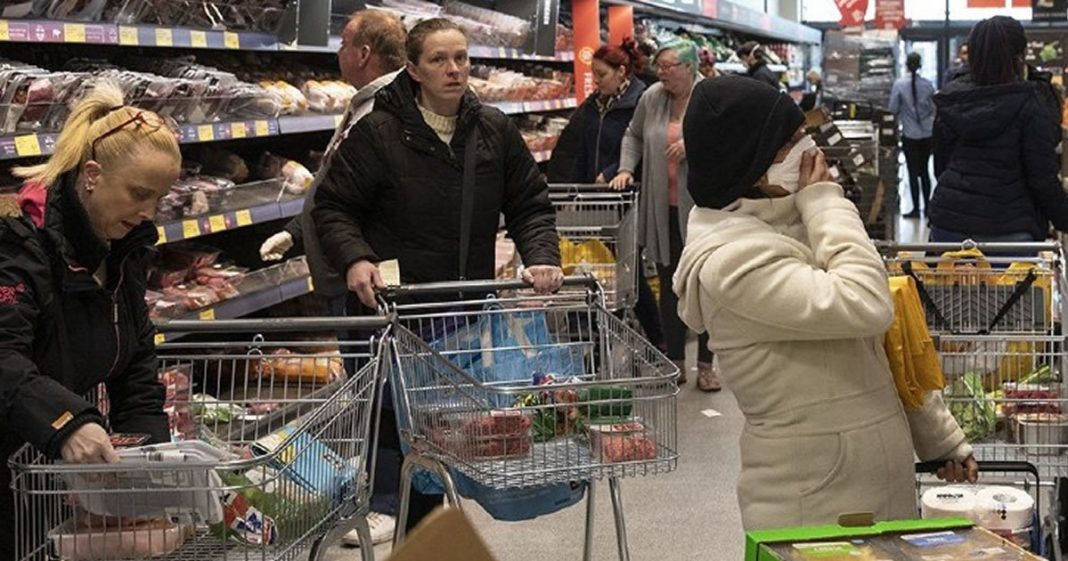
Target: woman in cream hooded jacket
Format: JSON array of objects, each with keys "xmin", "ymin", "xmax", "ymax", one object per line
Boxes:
[{"xmin": 675, "ymin": 76, "xmax": 976, "ymax": 531}]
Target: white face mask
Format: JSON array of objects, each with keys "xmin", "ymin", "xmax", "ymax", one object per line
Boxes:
[{"xmin": 765, "ymin": 135, "xmax": 817, "ymax": 194}]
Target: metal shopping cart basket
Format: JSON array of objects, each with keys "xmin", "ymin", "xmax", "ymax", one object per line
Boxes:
[
  {"xmin": 9, "ymin": 317, "xmax": 389, "ymax": 561},
  {"xmin": 549, "ymin": 184, "xmax": 639, "ymax": 313},
  {"xmin": 914, "ymin": 461, "xmax": 1059, "ymax": 559},
  {"xmin": 384, "ymin": 277, "xmax": 678, "ymax": 561}
]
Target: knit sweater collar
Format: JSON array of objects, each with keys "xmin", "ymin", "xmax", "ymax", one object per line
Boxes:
[{"xmin": 417, "ymin": 101, "xmax": 458, "ymax": 144}]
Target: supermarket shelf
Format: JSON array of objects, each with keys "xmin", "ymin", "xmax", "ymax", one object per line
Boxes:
[
  {"xmin": 155, "ymin": 181, "xmax": 303, "ymax": 245},
  {"xmin": 154, "ymin": 274, "xmax": 314, "ymax": 343},
  {"xmin": 717, "ymin": 62, "xmax": 788, "ymax": 74},
  {"xmin": 532, "ymin": 150, "xmax": 553, "ymax": 163},
  {"xmin": 176, "ymin": 118, "xmax": 280, "ymax": 144},
  {"xmin": 0, "ymin": 19, "xmax": 277, "ymax": 50},
  {"xmin": 277, "ymin": 114, "xmax": 345, "ymax": 135},
  {"xmin": 468, "ymin": 45, "xmax": 575, "ymax": 62},
  {"xmin": 488, "ymin": 98, "xmax": 577, "ymax": 115}
]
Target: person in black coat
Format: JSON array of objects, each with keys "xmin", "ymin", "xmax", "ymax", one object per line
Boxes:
[
  {"xmin": 930, "ymin": 15, "xmax": 1068, "ymax": 243},
  {"xmin": 737, "ymin": 41, "xmax": 781, "ymax": 91},
  {"xmin": 0, "ymin": 82, "xmax": 181, "ymax": 560},
  {"xmin": 312, "ymin": 17, "xmax": 563, "ymax": 533}
]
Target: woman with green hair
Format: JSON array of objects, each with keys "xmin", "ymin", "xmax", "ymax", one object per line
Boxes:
[{"xmin": 610, "ymin": 38, "xmax": 720, "ymax": 391}]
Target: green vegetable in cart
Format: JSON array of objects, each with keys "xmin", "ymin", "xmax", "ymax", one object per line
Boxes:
[
  {"xmin": 581, "ymin": 387, "xmax": 633, "ymax": 421},
  {"xmin": 947, "ymin": 372, "xmax": 997, "ymax": 441}
]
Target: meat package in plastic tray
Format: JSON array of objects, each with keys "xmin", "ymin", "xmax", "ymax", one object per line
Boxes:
[
  {"xmin": 113, "ymin": 0, "xmax": 294, "ymax": 34},
  {"xmin": 0, "ymin": 0, "xmax": 110, "ymax": 21},
  {"xmin": 0, "ymin": 60, "xmax": 88, "ymax": 134},
  {"xmin": 127, "ymin": 56, "xmax": 283, "ymax": 120}
]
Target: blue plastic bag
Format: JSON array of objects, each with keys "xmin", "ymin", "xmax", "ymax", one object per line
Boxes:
[{"xmin": 396, "ymin": 305, "xmax": 586, "ymax": 519}]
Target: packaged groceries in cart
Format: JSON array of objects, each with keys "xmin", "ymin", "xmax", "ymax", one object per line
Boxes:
[
  {"xmin": 384, "ymin": 277, "xmax": 678, "ymax": 561},
  {"xmin": 549, "ymin": 184, "xmax": 638, "ymax": 312},
  {"xmin": 9, "ymin": 317, "xmax": 389, "ymax": 561}
]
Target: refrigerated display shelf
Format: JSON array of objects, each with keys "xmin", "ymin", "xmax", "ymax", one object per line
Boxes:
[
  {"xmin": 153, "ymin": 274, "xmax": 314, "ymax": 343},
  {"xmin": 0, "ymin": 18, "xmax": 579, "ymax": 60},
  {"xmin": 0, "ymin": 104, "xmax": 573, "ymax": 160},
  {"xmin": 717, "ymin": 62, "xmax": 788, "ymax": 74},
  {"xmin": 155, "ymin": 181, "xmax": 303, "ymax": 245}
]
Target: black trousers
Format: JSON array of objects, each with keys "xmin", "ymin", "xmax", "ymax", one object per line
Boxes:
[
  {"xmin": 634, "ymin": 273, "xmax": 664, "ymax": 349},
  {"xmin": 902, "ymin": 137, "xmax": 933, "ymax": 213},
  {"xmin": 656, "ymin": 207, "xmax": 712, "ymax": 364}
]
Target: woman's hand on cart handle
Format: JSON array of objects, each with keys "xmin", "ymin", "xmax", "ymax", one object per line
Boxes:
[
  {"xmin": 522, "ymin": 265, "xmax": 564, "ymax": 294},
  {"xmin": 935, "ymin": 455, "xmax": 979, "ymax": 484},
  {"xmin": 347, "ymin": 260, "xmax": 387, "ymax": 309},
  {"xmin": 609, "ymin": 171, "xmax": 634, "ymax": 191},
  {"xmin": 61, "ymin": 423, "xmax": 119, "ymax": 465}
]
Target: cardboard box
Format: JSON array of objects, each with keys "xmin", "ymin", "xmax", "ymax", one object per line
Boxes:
[
  {"xmin": 388, "ymin": 507, "xmax": 498, "ymax": 561},
  {"xmin": 747, "ymin": 518, "xmax": 1044, "ymax": 561}
]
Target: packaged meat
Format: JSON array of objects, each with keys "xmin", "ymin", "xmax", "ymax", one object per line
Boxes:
[
  {"xmin": 164, "ymin": 243, "xmax": 222, "ymax": 271},
  {"xmin": 589, "ymin": 421, "xmax": 658, "ymax": 463},
  {"xmin": 49, "ymin": 517, "xmax": 189, "ymax": 561},
  {"xmin": 281, "ymin": 160, "xmax": 314, "ymax": 194},
  {"xmin": 258, "ymin": 349, "xmax": 344, "ymax": 384},
  {"xmin": 159, "ymin": 365, "xmax": 194, "ymax": 441},
  {"xmin": 427, "ymin": 410, "xmax": 533, "ymax": 460}
]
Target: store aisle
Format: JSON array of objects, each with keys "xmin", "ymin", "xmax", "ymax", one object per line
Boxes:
[{"xmin": 334, "ymin": 386, "xmax": 746, "ymax": 561}]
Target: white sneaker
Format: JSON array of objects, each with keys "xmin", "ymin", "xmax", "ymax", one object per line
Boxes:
[{"xmin": 342, "ymin": 512, "xmax": 397, "ymax": 547}]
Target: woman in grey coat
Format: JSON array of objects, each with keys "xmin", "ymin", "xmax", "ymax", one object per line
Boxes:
[{"xmin": 609, "ymin": 38, "xmax": 718, "ymax": 391}]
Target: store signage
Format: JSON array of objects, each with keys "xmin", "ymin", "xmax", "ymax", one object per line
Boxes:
[
  {"xmin": 497, "ymin": 0, "xmax": 559, "ymax": 56},
  {"xmin": 873, "ymin": 0, "xmax": 905, "ymax": 29},
  {"xmin": 607, "ymin": 6, "xmax": 634, "ymax": 48},
  {"xmin": 572, "ymin": 0, "xmax": 600, "ymax": 104},
  {"xmin": 1033, "ymin": 0, "xmax": 1068, "ymax": 22},
  {"xmin": 966, "ymin": 0, "xmax": 1006, "ymax": 7},
  {"xmin": 833, "ymin": 0, "xmax": 868, "ymax": 27}
]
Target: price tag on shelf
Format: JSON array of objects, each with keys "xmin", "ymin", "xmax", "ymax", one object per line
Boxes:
[
  {"xmin": 223, "ymin": 32, "xmax": 239, "ymax": 49},
  {"xmin": 155, "ymin": 28, "xmax": 173, "ymax": 47},
  {"xmin": 498, "ymin": 46, "xmax": 508, "ymax": 58},
  {"xmin": 190, "ymin": 30, "xmax": 207, "ymax": 48},
  {"xmin": 196, "ymin": 124, "xmax": 214, "ymax": 142},
  {"xmin": 231, "ymin": 122, "xmax": 247, "ymax": 138},
  {"xmin": 63, "ymin": 23, "xmax": 86, "ymax": 43},
  {"xmin": 333, "ymin": 114, "xmax": 343, "ymax": 128},
  {"xmin": 254, "ymin": 120, "xmax": 270, "ymax": 137},
  {"xmin": 235, "ymin": 209, "xmax": 252, "ymax": 227},
  {"xmin": 198, "ymin": 308, "xmax": 216, "ymax": 321},
  {"xmin": 182, "ymin": 220, "xmax": 201, "ymax": 239},
  {"xmin": 13, "ymin": 135, "xmax": 41, "ymax": 157},
  {"xmin": 0, "ymin": 20, "xmax": 9, "ymax": 42},
  {"xmin": 208, "ymin": 215, "xmax": 226, "ymax": 232},
  {"xmin": 154, "ymin": 333, "xmax": 166, "ymax": 346},
  {"xmin": 118, "ymin": 26, "xmax": 138, "ymax": 45},
  {"xmin": 306, "ymin": 277, "xmax": 315, "ymax": 292},
  {"xmin": 156, "ymin": 225, "xmax": 167, "ymax": 244}
]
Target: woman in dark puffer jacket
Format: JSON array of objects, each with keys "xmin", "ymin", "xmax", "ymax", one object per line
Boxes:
[{"xmin": 931, "ymin": 16, "xmax": 1068, "ymax": 243}]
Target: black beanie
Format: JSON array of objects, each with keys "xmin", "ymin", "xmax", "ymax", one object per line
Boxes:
[{"xmin": 683, "ymin": 75, "xmax": 805, "ymax": 209}]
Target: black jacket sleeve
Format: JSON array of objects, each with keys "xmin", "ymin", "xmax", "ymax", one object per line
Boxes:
[
  {"xmin": 1020, "ymin": 96, "xmax": 1068, "ymax": 232},
  {"xmin": 107, "ymin": 264, "xmax": 168, "ymax": 444},
  {"xmin": 312, "ymin": 120, "xmax": 386, "ymax": 276},
  {"xmin": 547, "ymin": 110, "xmax": 585, "ymax": 183},
  {"xmin": 932, "ymin": 108, "xmax": 956, "ymax": 178},
  {"xmin": 0, "ymin": 238, "xmax": 102, "ymax": 458},
  {"xmin": 499, "ymin": 117, "xmax": 560, "ymax": 267},
  {"xmin": 282, "ymin": 215, "xmax": 304, "ymax": 252}
]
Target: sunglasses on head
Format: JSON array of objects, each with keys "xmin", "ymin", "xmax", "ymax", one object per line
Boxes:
[{"xmin": 90, "ymin": 110, "xmax": 179, "ymax": 162}]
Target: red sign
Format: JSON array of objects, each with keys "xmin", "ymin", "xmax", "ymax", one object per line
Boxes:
[
  {"xmin": 607, "ymin": 6, "xmax": 634, "ymax": 50},
  {"xmin": 834, "ymin": 0, "xmax": 868, "ymax": 27},
  {"xmin": 966, "ymin": 0, "xmax": 1005, "ymax": 6},
  {"xmin": 572, "ymin": 0, "xmax": 600, "ymax": 104},
  {"xmin": 1012, "ymin": 0, "xmax": 1029, "ymax": 5},
  {"xmin": 874, "ymin": 0, "xmax": 905, "ymax": 29}
]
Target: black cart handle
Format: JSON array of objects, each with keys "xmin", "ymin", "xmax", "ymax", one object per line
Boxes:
[{"xmin": 915, "ymin": 460, "xmax": 1040, "ymax": 481}]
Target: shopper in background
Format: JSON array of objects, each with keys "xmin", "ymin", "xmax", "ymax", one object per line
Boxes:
[
  {"xmin": 259, "ymin": 10, "xmax": 407, "ymax": 307},
  {"xmin": 257, "ymin": 11, "xmax": 408, "ymax": 547},
  {"xmin": 313, "ymin": 17, "xmax": 562, "ymax": 532},
  {"xmin": 945, "ymin": 42, "xmax": 969, "ymax": 86},
  {"xmin": 698, "ymin": 47, "xmax": 719, "ymax": 78},
  {"xmin": 890, "ymin": 52, "xmax": 935, "ymax": 219},
  {"xmin": 633, "ymin": 39, "xmax": 660, "ymax": 86},
  {"xmin": 0, "ymin": 81, "xmax": 181, "ymax": 559},
  {"xmin": 609, "ymin": 38, "xmax": 721, "ymax": 391},
  {"xmin": 676, "ymin": 75, "xmax": 977, "ymax": 531},
  {"xmin": 736, "ymin": 41, "xmax": 781, "ymax": 90},
  {"xmin": 551, "ymin": 39, "xmax": 665, "ymax": 351},
  {"xmin": 931, "ymin": 15, "xmax": 1068, "ymax": 243},
  {"xmin": 799, "ymin": 69, "xmax": 822, "ymax": 112}
]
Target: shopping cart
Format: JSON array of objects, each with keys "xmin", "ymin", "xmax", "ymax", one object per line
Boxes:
[
  {"xmin": 914, "ymin": 460, "xmax": 1059, "ymax": 559},
  {"xmin": 384, "ymin": 278, "xmax": 678, "ymax": 561},
  {"xmin": 549, "ymin": 184, "xmax": 639, "ymax": 313},
  {"xmin": 9, "ymin": 317, "xmax": 390, "ymax": 561}
]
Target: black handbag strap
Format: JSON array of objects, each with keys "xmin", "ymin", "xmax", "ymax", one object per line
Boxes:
[
  {"xmin": 458, "ymin": 125, "xmax": 479, "ymax": 280},
  {"xmin": 982, "ymin": 268, "xmax": 1038, "ymax": 334},
  {"xmin": 902, "ymin": 260, "xmax": 951, "ymax": 333}
]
